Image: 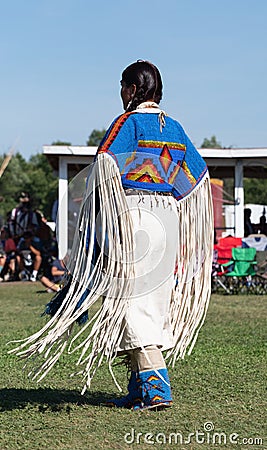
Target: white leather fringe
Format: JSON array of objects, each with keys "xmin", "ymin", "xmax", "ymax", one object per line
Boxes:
[
  {"xmin": 166, "ymin": 174, "xmax": 214, "ymax": 365},
  {"xmin": 9, "ymin": 153, "xmax": 213, "ymax": 394}
]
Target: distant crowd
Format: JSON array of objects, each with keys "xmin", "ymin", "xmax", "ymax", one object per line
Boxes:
[{"xmin": 0, "ymin": 192, "xmax": 66, "ymax": 292}]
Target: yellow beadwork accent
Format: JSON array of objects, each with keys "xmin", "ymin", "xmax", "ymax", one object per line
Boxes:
[{"xmin": 138, "ymin": 140, "xmax": 186, "ymax": 150}]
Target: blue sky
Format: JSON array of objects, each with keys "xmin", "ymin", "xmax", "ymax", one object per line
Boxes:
[{"xmin": 1, "ymin": 0, "xmax": 267, "ymax": 159}]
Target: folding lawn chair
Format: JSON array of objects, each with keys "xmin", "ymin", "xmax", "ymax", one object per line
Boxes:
[
  {"xmin": 212, "ymin": 236, "xmax": 242, "ymax": 294},
  {"xmin": 211, "ymin": 249, "xmax": 231, "ymax": 294},
  {"xmin": 222, "ymin": 247, "xmax": 257, "ymax": 294},
  {"xmin": 214, "ymin": 236, "xmax": 242, "ymax": 265}
]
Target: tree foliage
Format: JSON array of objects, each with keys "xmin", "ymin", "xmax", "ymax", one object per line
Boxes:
[
  {"xmin": 51, "ymin": 140, "xmax": 72, "ymax": 146},
  {"xmin": 200, "ymin": 135, "xmax": 222, "ymax": 148},
  {"xmin": 0, "ymin": 152, "xmax": 57, "ymax": 224},
  {"xmin": 244, "ymin": 178, "xmax": 267, "ymax": 205},
  {"xmin": 86, "ymin": 129, "xmax": 106, "ymax": 147}
]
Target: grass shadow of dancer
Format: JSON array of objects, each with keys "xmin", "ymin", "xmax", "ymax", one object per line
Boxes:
[{"xmin": 0, "ymin": 387, "xmax": 115, "ymax": 412}]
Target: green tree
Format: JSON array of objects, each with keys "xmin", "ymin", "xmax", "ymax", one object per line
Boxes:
[
  {"xmin": 51, "ymin": 140, "xmax": 72, "ymax": 146},
  {"xmin": 200, "ymin": 135, "xmax": 222, "ymax": 149},
  {"xmin": 86, "ymin": 129, "xmax": 106, "ymax": 147},
  {"xmin": 244, "ymin": 178, "xmax": 267, "ymax": 205},
  {"xmin": 27, "ymin": 153, "xmax": 58, "ymax": 219},
  {"xmin": 0, "ymin": 152, "xmax": 58, "ymax": 222},
  {"xmin": 0, "ymin": 153, "xmax": 30, "ymax": 220}
]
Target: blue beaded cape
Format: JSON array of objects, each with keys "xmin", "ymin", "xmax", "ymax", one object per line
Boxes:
[{"xmin": 98, "ymin": 110, "xmax": 208, "ymax": 200}]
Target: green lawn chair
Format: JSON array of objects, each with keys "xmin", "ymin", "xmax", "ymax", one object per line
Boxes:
[{"xmin": 223, "ymin": 247, "xmax": 257, "ymax": 277}]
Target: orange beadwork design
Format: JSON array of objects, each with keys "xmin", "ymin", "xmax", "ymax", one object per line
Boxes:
[
  {"xmin": 151, "ymin": 395, "xmax": 164, "ymax": 402},
  {"xmin": 147, "ymin": 375, "xmax": 160, "ymax": 382},
  {"xmin": 98, "ymin": 112, "xmax": 134, "ymax": 154},
  {"xmin": 160, "ymin": 144, "xmax": 172, "ymax": 174},
  {"xmin": 126, "ymin": 158, "xmax": 164, "ymax": 184}
]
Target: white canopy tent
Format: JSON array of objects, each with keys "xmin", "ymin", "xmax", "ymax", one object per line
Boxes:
[{"xmin": 43, "ymin": 145, "xmax": 267, "ymax": 258}]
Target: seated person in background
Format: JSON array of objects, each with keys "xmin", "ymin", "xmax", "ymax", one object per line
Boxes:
[
  {"xmin": 35, "ymin": 210, "xmax": 54, "ymax": 248},
  {"xmin": 40, "ymin": 258, "xmax": 67, "ymax": 292},
  {"xmin": 17, "ymin": 231, "xmax": 42, "ymax": 282},
  {"xmin": 0, "ymin": 227, "xmax": 20, "ymax": 281},
  {"xmin": 0, "ymin": 251, "xmax": 6, "ymax": 279}
]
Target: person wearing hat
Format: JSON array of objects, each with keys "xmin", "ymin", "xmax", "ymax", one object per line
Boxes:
[{"xmin": 8, "ymin": 192, "xmax": 39, "ymax": 242}]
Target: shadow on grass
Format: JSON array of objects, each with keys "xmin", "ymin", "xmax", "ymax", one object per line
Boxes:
[
  {"xmin": 35, "ymin": 290, "xmax": 50, "ymax": 294},
  {"xmin": 0, "ymin": 387, "xmax": 115, "ymax": 412}
]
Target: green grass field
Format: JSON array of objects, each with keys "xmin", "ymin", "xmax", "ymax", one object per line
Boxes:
[{"xmin": 0, "ymin": 283, "xmax": 266, "ymax": 449}]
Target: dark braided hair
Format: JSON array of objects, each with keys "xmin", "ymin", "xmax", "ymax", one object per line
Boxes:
[{"xmin": 121, "ymin": 60, "xmax": 163, "ymax": 112}]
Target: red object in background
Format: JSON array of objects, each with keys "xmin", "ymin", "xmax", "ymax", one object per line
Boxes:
[
  {"xmin": 4, "ymin": 237, "xmax": 17, "ymax": 253},
  {"xmin": 211, "ymin": 179, "xmax": 224, "ymax": 240},
  {"xmin": 214, "ymin": 236, "xmax": 242, "ymax": 264}
]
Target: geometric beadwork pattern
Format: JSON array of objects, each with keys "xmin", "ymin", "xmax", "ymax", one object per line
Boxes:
[
  {"xmin": 126, "ymin": 158, "xmax": 164, "ymax": 183},
  {"xmin": 160, "ymin": 144, "xmax": 172, "ymax": 174},
  {"xmin": 97, "ymin": 112, "xmax": 208, "ymax": 200}
]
